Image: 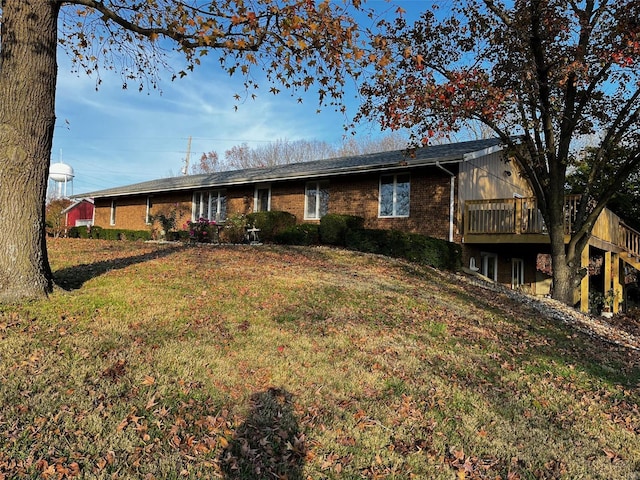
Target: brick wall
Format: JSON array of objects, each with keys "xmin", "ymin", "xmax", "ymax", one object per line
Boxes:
[
  {"xmin": 92, "ymin": 167, "xmax": 456, "ymax": 241},
  {"xmin": 328, "ymin": 171, "xmax": 454, "ymax": 240},
  {"xmin": 94, "ymin": 193, "xmax": 192, "ymax": 231},
  {"xmin": 227, "ymin": 187, "xmax": 255, "ymax": 215}
]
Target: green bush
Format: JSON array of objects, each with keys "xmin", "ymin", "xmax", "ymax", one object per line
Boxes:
[
  {"xmin": 319, "ymin": 214, "xmax": 365, "ymax": 246},
  {"xmin": 102, "ymin": 229, "xmax": 152, "ymax": 241},
  {"xmin": 186, "ymin": 218, "xmax": 217, "ymax": 243},
  {"xmin": 68, "ymin": 226, "xmax": 102, "ymax": 239},
  {"xmin": 174, "ymin": 230, "xmax": 191, "ymax": 242},
  {"xmin": 67, "ymin": 226, "xmax": 85, "ymax": 239},
  {"xmin": 345, "ymin": 228, "xmax": 461, "ymax": 270},
  {"xmin": 221, "ymin": 213, "xmax": 247, "ymax": 244},
  {"xmin": 246, "ymin": 211, "xmax": 296, "ymax": 243},
  {"xmin": 67, "ymin": 226, "xmax": 151, "ymax": 241},
  {"xmin": 275, "ymin": 224, "xmax": 320, "ymax": 246}
]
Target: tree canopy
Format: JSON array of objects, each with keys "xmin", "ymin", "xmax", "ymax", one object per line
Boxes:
[
  {"xmin": 190, "ymin": 133, "xmax": 409, "ymax": 172},
  {"xmin": 358, "ymin": 0, "xmax": 640, "ymax": 304},
  {"xmin": 0, "ymin": 0, "xmax": 371, "ymax": 302},
  {"xmin": 57, "ymin": 0, "xmax": 369, "ymax": 102}
]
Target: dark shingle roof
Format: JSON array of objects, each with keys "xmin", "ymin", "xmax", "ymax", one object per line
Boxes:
[{"xmin": 76, "ymin": 138, "xmax": 504, "ymax": 199}]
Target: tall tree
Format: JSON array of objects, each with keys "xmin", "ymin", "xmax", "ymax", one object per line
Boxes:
[
  {"xmin": 358, "ymin": 0, "xmax": 640, "ymax": 305},
  {"xmin": 224, "ymin": 139, "xmax": 337, "ymax": 169},
  {"xmin": 0, "ymin": 0, "xmax": 367, "ymax": 302},
  {"xmin": 192, "ymin": 151, "xmax": 221, "ymax": 174},
  {"xmin": 335, "ymin": 131, "xmax": 409, "ymax": 156},
  {"xmin": 231, "ymin": 134, "xmax": 411, "ymax": 167}
]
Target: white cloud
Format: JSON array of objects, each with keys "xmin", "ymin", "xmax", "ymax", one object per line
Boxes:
[{"xmin": 53, "ymin": 53, "xmax": 361, "ymax": 194}]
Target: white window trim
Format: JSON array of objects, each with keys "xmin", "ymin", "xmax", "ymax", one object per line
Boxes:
[
  {"xmin": 192, "ymin": 190, "xmax": 226, "ymax": 222},
  {"xmin": 254, "ymin": 184, "xmax": 271, "ymax": 212},
  {"xmin": 511, "ymin": 258, "xmax": 525, "ymax": 289},
  {"xmin": 378, "ymin": 174, "xmax": 410, "ymax": 218},
  {"xmin": 191, "ymin": 192, "xmax": 201, "ymax": 221},
  {"xmin": 145, "ymin": 196, "xmax": 152, "ymax": 225},
  {"xmin": 304, "ymin": 181, "xmax": 329, "ymax": 220},
  {"xmin": 481, "ymin": 252, "xmax": 498, "ymax": 282},
  {"xmin": 110, "ymin": 200, "xmax": 116, "ymax": 226}
]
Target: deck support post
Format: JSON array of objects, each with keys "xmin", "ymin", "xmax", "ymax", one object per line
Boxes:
[
  {"xmin": 612, "ymin": 252, "xmax": 621, "ymax": 313},
  {"xmin": 604, "ymin": 250, "xmax": 612, "ymax": 305},
  {"xmin": 580, "ymin": 246, "xmax": 590, "ymax": 313}
]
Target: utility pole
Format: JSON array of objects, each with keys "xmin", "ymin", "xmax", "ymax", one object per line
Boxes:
[{"xmin": 181, "ymin": 136, "xmax": 192, "ymax": 175}]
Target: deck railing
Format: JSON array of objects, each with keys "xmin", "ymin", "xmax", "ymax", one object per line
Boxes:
[
  {"xmin": 465, "ymin": 196, "xmax": 640, "ymax": 258},
  {"xmin": 620, "ymin": 222, "xmax": 640, "ymax": 258},
  {"xmin": 465, "ymin": 195, "xmax": 581, "ymax": 235}
]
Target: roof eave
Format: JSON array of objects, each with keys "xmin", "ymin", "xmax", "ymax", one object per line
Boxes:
[
  {"xmin": 76, "ymin": 142, "xmax": 502, "ymax": 200},
  {"xmin": 79, "ymin": 157, "xmax": 464, "ymax": 199}
]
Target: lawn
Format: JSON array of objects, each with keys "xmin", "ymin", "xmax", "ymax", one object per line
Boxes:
[{"xmin": 1, "ymin": 238, "xmax": 639, "ymax": 479}]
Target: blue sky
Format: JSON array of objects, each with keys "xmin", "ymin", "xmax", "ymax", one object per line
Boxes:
[{"xmin": 51, "ymin": 1, "xmax": 426, "ymax": 196}]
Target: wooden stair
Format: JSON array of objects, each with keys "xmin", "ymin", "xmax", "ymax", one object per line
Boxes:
[
  {"xmin": 621, "ymin": 251, "xmax": 640, "ymax": 271},
  {"xmin": 619, "ymin": 222, "xmax": 640, "ymax": 272}
]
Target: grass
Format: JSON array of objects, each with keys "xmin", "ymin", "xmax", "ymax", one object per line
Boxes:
[{"xmin": 0, "ymin": 238, "xmax": 639, "ymax": 479}]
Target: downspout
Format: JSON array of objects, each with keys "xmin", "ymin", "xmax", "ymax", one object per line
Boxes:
[{"xmin": 436, "ymin": 162, "xmax": 455, "ymax": 242}]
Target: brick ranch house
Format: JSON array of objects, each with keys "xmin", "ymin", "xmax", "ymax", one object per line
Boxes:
[{"xmin": 77, "ymin": 138, "xmax": 640, "ymax": 313}]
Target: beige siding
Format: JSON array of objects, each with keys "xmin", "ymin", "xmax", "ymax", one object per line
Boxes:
[
  {"xmin": 458, "ymin": 151, "xmax": 532, "ymax": 208},
  {"xmin": 592, "ymin": 208, "xmax": 621, "ymax": 246}
]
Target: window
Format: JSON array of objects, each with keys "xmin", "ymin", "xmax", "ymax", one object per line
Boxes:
[
  {"xmin": 145, "ymin": 196, "xmax": 152, "ymax": 225},
  {"xmin": 110, "ymin": 200, "xmax": 116, "ymax": 226},
  {"xmin": 511, "ymin": 258, "xmax": 525, "ymax": 289},
  {"xmin": 481, "ymin": 252, "xmax": 498, "ymax": 281},
  {"xmin": 192, "ymin": 190, "xmax": 227, "ymax": 222},
  {"xmin": 255, "ymin": 185, "xmax": 271, "ymax": 212},
  {"xmin": 305, "ymin": 181, "xmax": 329, "ymax": 219},
  {"xmin": 379, "ymin": 174, "xmax": 410, "ymax": 217}
]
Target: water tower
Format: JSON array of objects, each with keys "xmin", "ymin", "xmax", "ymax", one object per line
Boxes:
[{"xmin": 49, "ymin": 161, "xmax": 75, "ymax": 198}]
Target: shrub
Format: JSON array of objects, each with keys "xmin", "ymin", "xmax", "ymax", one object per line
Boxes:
[
  {"xmin": 45, "ymin": 198, "xmax": 72, "ymax": 238},
  {"xmin": 68, "ymin": 226, "xmax": 102, "ymax": 239},
  {"xmin": 174, "ymin": 230, "xmax": 191, "ymax": 242},
  {"xmin": 246, "ymin": 211, "xmax": 296, "ymax": 243},
  {"xmin": 345, "ymin": 228, "xmax": 461, "ymax": 270},
  {"xmin": 149, "ymin": 203, "xmax": 190, "ymax": 240},
  {"xmin": 221, "ymin": 213, "xmax": 247, "ymax": 244},
  {"xmin": 319, "ymin": 214, "xmax": 364, "ymax": 246},
  {"xmin": 68, "ymin": 226, "xmax": 150, "ymax": 241},
  {"xmin": 67, "ymin": 226, "xmax": 85, "ymax": 239},
  {"xmin": 275, "ymin": 224, "xmax": 320, "ymax": 246},
  {"xmin": 187, "ymin": 218, "xmax": 218, "ymax": 243},
  {"xmin": 100, "ymin": 229, "xmax": 152, "ymax": 241}
]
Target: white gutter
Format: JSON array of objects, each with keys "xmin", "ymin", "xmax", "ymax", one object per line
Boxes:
[
  {"xmin": 462, "ymin": 144, "xmax": 503, "ymax": 161},
  {"xmin": 436, "ymin": 161, "xmax": 455, "ymax": 242},
  {"xmin": 73, "ymin": 158, "xmax": 464, "ymax": 199}
]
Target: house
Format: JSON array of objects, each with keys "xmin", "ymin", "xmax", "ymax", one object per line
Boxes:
[
  {"xmin": 61, "ymin": 198, "xmax": 94, "ymax": 228},
  {"xmin": 76, "ymin": 138, "xmax": 640, "ymax": 314}
]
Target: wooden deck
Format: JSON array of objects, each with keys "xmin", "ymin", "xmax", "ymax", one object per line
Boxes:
[{"xmin": 464, "ymin": 196, "xmax": 640, "ymax": 266}]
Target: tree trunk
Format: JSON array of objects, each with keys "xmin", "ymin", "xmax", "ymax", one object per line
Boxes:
[
  {"xmin": 546, "ymin": 192, "xmax": 578, "ymax": 305},
  {"xmin": 0, "ymin": 0, "xmax": 59, "ymax": 302},
  {"xmin": 549, "ymin": 226, "xmax": 575, "ymax": 305}
]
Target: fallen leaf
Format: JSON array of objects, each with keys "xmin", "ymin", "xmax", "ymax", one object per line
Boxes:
[
  {"xmin": 603, "ymin": 448, "xmax": 622, "ymax": 463},
  {"xmin": 146, "ymin": 394, "xmax": 157, "ymax": 409}
]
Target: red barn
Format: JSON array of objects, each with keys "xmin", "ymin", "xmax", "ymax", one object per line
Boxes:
[{"xmin": 62, "ymin": 199, "xmax": 94, "ymax": 227}]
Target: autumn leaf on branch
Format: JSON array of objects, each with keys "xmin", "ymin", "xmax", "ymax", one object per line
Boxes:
[{"xmin": 356, "ymin": 0, "xmax": 640, "ymax": 306}]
